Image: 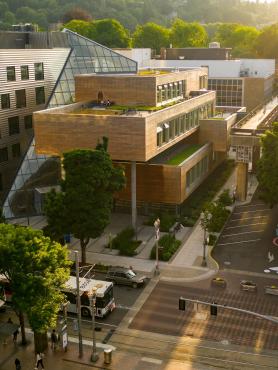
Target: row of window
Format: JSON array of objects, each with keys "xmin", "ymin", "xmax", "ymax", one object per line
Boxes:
[
  {"xmin": 157, "ymin": 103, "xmax": 214, "ymax": 147},
  {"xmin": 209, "ymin": 79, "xmax": 243, "ymax": 86},
  {"xmin": 7, "ymin": 115, "xmax": 33, "ymax": 136},
  {"xmin": 0, "ymin": 143, "xmax": 21, "ymax": 163},
  {"xmin": 156, "ymin": 80, "xmax": 185, "ymax": 104},
  {"xmin": 1, "ymin": 86, "xmax": 45, "ymax": 110},
  {"xmin": 186, "ymin": 156, "xmax": 209, "ymax": 188},
  {"xmin": 6, "ymin": 63, "xmax": 44, "ymax": 82}
]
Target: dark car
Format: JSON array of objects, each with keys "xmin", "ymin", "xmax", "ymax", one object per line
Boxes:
[
  {"xmin": 240, "ymin": 280, "xmax": 257, "ymax": 292},
  {"xmin": 106, "ymin": 267, "xmax": 147, "ymax": 288},
  {"xmin": 211, "ymin": 277, "xmax": 227, "ymax": 288}
]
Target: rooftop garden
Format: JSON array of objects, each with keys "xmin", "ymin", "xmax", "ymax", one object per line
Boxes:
[
  {"xmin": 138, "ymin": 69, "xmax": 169, "ymax": 76},
  {"xmin": 107, "ymin": 100, "xmax": 182, "ymax": 112},
  {"xmin": 166, "ymin": 144, "xmax": 203, "ymax": 165},
  {"xmin": 71, "ymin": 108, "xmax": 120, "ymax": 115}
]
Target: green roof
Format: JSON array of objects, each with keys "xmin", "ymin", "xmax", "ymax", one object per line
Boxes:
[{"xmin": 166, "ymin": 144, "xmax": 203, "ymax": 165}]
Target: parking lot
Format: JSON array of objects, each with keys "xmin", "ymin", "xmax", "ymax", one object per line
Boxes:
[{"xmin": 212, "ymin": 199, "xmax": 278, "ymax": 275}]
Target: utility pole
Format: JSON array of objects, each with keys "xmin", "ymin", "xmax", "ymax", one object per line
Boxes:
[{"xmin": 74, "ymin": 250, "xmax": 83, "ymax": 358}]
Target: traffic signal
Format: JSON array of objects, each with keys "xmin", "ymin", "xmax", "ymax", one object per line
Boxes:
[
  {"xmin": 179, "ymin": 297, "xmax": 186, "ymax": 311},
  {"xmin": 210, "ymin": 302, "xmax": 218, "ymax": 316}
]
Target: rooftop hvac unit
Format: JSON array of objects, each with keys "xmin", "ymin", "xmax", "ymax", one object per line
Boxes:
[{"xmin": 209, "ymin": 42, "xmax": 220, "ymax": 48}]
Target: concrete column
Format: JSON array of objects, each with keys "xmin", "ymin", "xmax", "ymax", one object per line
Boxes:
[
  {"xmin": 131, "ymin": 161, "xmax": 137, "ymax": 231},
  {"xmin": 252, "ymin": 146, "xmax": 260, "ymax": 173},
  {"xmin": 236, "ymin": 162, "xmax": 248, "ymax": 201}
]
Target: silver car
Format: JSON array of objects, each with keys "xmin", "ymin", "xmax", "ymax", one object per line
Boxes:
[{"xmin": 106, "ymin": 268, "xmax": 147, "ymax": 288}]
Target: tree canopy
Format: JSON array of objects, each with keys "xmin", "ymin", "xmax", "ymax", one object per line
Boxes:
[
  {"xmin": 0, "ymin": 224, "xmax": 70, "ymax": 350},
  {"xmin": 133, "ymin": 22, "xmax": 170, "ymax": 54},
  {"xmin": 45, "ymin": 143, "xmax": 125, "ymax": 264},
  {"xmin": 257, "ymin": 123, "xmax": 278, "ymax": 207},
  {"xmin": 170, "ymin": 19, "xmax": 207, "ymax": 48},
  {"xmin": 256, "ymin": 23, "xmax": 278, "ymax": 59}
]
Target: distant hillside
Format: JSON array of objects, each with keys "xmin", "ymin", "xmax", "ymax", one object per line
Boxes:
[{"xmin": 0, "ymin": 0, "xmax": 278, "ymax": 31}]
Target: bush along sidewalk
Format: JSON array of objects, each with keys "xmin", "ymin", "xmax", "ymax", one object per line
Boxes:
[
  {"xmin": 180, "ymin": 159, "xmax": 235, "ymax": 226},
  {"xmin": 150, "ymin": 234, "xmax": 181, "ymax": 261},
  {"xmin": 110, "ymin": 227, "xmax": 141, "ymax": 256},
  {"xmin": 144, "ymin": 212, "xmax": 177, "ymax": 232}
]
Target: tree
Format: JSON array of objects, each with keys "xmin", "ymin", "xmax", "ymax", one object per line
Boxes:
[
  {"xmin": 214, "ymin": 23, "xmax": 239, "ymax": 47},
  {"xmin": 63, "ymin": 19, "xmax": 92, "ymax": 38},
  {"xmin": 132, "ymin": 22, "xmax": 170, "ymax": 54},
  {"xmin": 62, "ymin": 7, "xmax": 92, "ymax": 23},
  {"xmin": 90, "ymin": 18, "xmax": 131, "ymax": 48},
  {"xmin": 170, "ymin": 19, "xmax": 208, "ymax": 48},
  {"xmin": 256, "ymin": 23, "xmax": 278, "ymax": 59},
  {"xmin": 62, "ymin": 147, "xmax": 125, "ymax": 264},
  {"xmin": 43, "ymin": 189, "xmax": 66, "ymax": 243},
  {"xmin": 257, "ymin": 123, "xmax": 278, "ymax": 207},
  {"xmin": 0, "ymin": 224, "xmax": 70, "ymax": 351},
  {"xmin": 230, "ymin": 25, "xmax": 260, "ymax": 57}
]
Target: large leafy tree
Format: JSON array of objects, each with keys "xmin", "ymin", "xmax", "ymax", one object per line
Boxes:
[
  {"xmin": 45, "ymin": 142, "xmax": 125, "ymax": 264},
  {"xmin": 231, "ymin": 25, "xmax": 260, "ymax": 57},
  {"xmin": 170, "ymin": 19, "xmax": 208, "ymax": 48},
  {"xmin": 62, "ymin": 148, "xmax": 125, "ymax": 264},
  {"xmin": 256, "ymin": 23, "xmax": 278, "ymax": 59},
  {"xmin": 90, "ymin": 18, "xmax": 131, "ymax": 48},
  {"xmin": 132, "ymin": 22, "xmax": 170, "ymax": 54},
  {"xmin": 257, "ymin": 123, "xmax": 278, "ymax": 207},
  {"xmin": 63, "ymin": 19, "xmax": 92, "ymax": 38},
  {"xmin": 0, "ymin": 224, "xmax": 70, "ymax": 351}
]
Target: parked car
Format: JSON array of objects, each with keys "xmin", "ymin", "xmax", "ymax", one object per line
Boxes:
[
  {"xmin": 211, "ymin": 277, "xmax": 227, "ymax": 288},
  {"xmin": 240, "ymin": 280, "xmax": 257, "ymax": 292},
  {"xmin": 106, "ymin": 267, "xmax": 147, "ymax": 288},
  {"xmin": 264, "ymin": 285, "xmax": 278, "ymax": 295}
]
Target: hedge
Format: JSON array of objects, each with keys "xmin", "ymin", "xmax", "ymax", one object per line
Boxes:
[{"xmin": 110, "ymin": 227, "xmax": 140, "ymax": 256}]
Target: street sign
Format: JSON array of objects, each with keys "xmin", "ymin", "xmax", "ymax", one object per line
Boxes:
[{"xmin": 62, "ymin": 330, "xmax": 68, "ymax": 349}]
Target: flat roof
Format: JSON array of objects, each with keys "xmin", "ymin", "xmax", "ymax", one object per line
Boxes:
[{"xmin": 64, "ymin": 276, "xmax": 112, "ymax": 298}]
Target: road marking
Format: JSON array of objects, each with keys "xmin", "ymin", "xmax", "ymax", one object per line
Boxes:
[
  {"xmin": 226, "ymin": 222, "xmax": 267, "ymax": 229},
  {"xmin": 222, "ymin": 230, "xmax": 265, "ymax": 237},
  {"xmin": 233, "ymin": 209, "xmax": 270, "ymax": 215},
  {"xmin": 236, "ymin": 203, "xmax": 266, "ymax": 208},
  {"xmin": 217, "ymin": 239, "xmax": 261, "ymax": 246},
  {"xmin": 229, "ymin": 215, "xmax": 269, "ymax": 222},
  {"xmin": 141, "ymin": 357, "xmax": 163, "ymax": 365}
]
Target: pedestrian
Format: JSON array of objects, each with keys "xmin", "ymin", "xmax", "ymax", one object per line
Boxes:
[
  {"xmin": 15, "ymin": 358, "xmax": 21, "ymax": 370},
  {"xmin": 7, "ymin": 317, "xmax": 13, "ymax": 324},
  {"xmin": 35, "ymin": 352, "xmax": 44, "ymax": 369},
  {"xmin": 50, "ymin": 329, "xmax": 58, "ymax": 350},
  {"xmin": 13, "ymin": 328, "xmax": 19, "ymax": 342}
]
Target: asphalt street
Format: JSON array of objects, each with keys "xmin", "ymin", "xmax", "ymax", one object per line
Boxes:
[
  {"xmin": 129, "ymin": 274, "xmax": 278, "ymax": 350},
  {"xmin": 212, "ymin": 199, "xmax": 278, "ymax": 275}
]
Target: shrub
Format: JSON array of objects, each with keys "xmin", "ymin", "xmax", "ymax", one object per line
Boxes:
[
  {"xmin": 150, "ymin": 234, "xmax": 181, "ymax": 261},
  {"xmin": 111, "ymin": 227, "xmax": 139, "ymax": 256},
  {"xmin": 208, "ymin": 233, "xmax": 217, "ymax": 246},
  {"xmin": 218, "ymin": 189, "xmax": 233, "ymax": 207},
  {"xmin": 145, "ymin": 212, "xmax": 176, "ymax": 232}
]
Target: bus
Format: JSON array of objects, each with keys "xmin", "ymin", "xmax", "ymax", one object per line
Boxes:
[{"xmin": 62, "ymin": 276, "xmax": 115, "ymax": 318}]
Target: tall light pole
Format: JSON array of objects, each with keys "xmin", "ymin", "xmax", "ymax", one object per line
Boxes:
[
  {"xmin": 200, "ymin": 212, "xmax": 211, "ymax": 267},
  {"xmin": 88, "ymin": 287, "xmax": 99, "ymax": 362},
  {"xmin": 154, "ymin": 218, "xmax": 160, "ymax": 275},
  {"xmin": 74, "ymin": 250, "xmax": 83, "ymax": 358}
]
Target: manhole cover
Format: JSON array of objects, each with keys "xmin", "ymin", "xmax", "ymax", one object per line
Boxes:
[{"xmin": 224, "ymin": 261, "xmax": 231, "ymax": 265}]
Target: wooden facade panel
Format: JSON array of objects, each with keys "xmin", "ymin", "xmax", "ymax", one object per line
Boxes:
[
  {"xmin": 34, "ymin": 113, "xmax": 147, "ymax": 161},
  {"xmin": 117, "ymin": 162, "xmax": 182, "ymax": 204}
]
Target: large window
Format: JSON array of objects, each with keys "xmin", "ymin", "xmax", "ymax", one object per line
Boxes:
[
  {"xmin": 6, "ymin": 66, "xmax": 16, "ymax": 81},
  {"xmin": 208, "ymin": 78, "xmax": 243, "ymax": 106},
  {"xmin": 21, "ymin": 65, "xmax": 29, "ymax": 80},
  {"xmin": 24, "ymin": 115, "xmax": 33, "ymax": 129},
  {"xmin": 156, "ymin": 79, "xmax": 185, "ymax": 105},
  {"xmin": 15, "ymin": 89, "xmax": 26, "ymax": 108},
  {"xmin": 35, "ymin": 86, "xmax": 45, "ymax": 105},
  {"xmin": 12, "ymin": 143, "xmax": 21, "ymax": 158},
  {"xmin": 8, "ymin": 116, "xmax": 20, "ymax": 135},
  {"xmin": 186, "ymin": 156, "xmax": 209, "ymax": 188},
  {"xmin": 0, "ymin": 147, "xmax": 8, "ymax": 163},
  {"xmin": 1, "ymin": 94, "xmax": 10, "ymax": 109},
  {"xmin": 34, "ymin": 63, "xmax": 44, "ymax": 80},
  {"xmin": 156, "ymin": 102, "xmax": 214, "ymax": 147}
]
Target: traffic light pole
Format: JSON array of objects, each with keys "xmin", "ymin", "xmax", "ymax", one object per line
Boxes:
[{"xmin": 179, "ymin": 297, "xmax": 278, "ymax": 324}]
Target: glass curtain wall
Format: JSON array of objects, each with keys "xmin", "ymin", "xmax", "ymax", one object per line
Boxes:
[{"xmin": 3, "ymin": 29, "xmax": 137, "ymax": 218}]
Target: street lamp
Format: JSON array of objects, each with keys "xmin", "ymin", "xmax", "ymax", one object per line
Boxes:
[
  {"xmin": 74, "ymin": 250, "xmax": 83, "ymax": 358},
  {"xmin": 200, "ymin": 212, "xmax": 212, "ymax": 267},
  {"xmin": 154, "ymin": 218, "xmax": 160, "ymax": 275},
  {"xmin": 88, "ymin": 287, "xmax": 99, "ymax": 362}
]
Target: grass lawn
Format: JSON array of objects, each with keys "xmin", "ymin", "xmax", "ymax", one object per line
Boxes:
[{"xmin": 167, "ymin": 144, "xmax": 203, "ymax": 165}]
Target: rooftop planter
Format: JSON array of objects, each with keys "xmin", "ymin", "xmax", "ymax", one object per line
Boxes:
[{"xmin": 166, "ymin": 144, "xmax": 203, "ymax": 165}]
